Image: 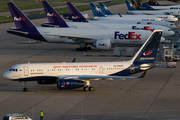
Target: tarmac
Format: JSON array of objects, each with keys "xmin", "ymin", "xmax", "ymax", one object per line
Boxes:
[{"xmin": 0, "ymin": 1, "xmax": 180, "ymax": 120}]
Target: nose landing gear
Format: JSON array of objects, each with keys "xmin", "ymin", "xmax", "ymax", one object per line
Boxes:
[{"xmin": 20, "ymin": 81, "xmax": 28, "ymax": 92}]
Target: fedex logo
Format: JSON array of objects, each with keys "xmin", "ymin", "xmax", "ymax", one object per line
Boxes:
[
  {"xmin": 114, "ymin": 31, "xmax": 141, "ymax": 40},
  {"xmin": 72, "ymin": 16, "xmax": 80, "ymax": 19},
  {"xmin": 99, "ymin": 43, "xmax": 107, "ymax": 46},
  {"xmin": 14, "ymin": 17, "xmax": 25, "ymax": 21},
  {"xmin": 47, "ymin": 13, "xmax": 57, "ymax": 17},
  {"xmin": 147, "ymin": 22, "xmax": 152, "ymax": 25},
  {"xmin": 132, "ymin": 26, "xmax": 154, "ymax": 32}
]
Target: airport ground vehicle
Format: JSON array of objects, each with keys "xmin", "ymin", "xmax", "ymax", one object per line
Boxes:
[{"xmin": 3, "ymin": 114, "xmax": 32, "ymax": 120}]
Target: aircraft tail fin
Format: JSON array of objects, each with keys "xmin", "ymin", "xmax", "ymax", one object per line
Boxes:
[
  {"xmin": 136, "ymin": 0, "xmax": 154, "ymax": 9},
  {"xmin": 99, "ymin": 2, "xmax": 114, "ymax": 15},
  {"xmin": 125, "ymin": 0, "xmax": 138, "ymax": 11},
  {"xmin": 89, "ymin": 3, "xmax": 106, "ymax": 17},
  {"xmin": 131, "ymin": 30, "xmax": 163, "ymax": 64},
  {"xmin": 131, "ymin": 0, "xmax": 143, "ymax": 10},
  {"xmin": 7, "ymin": 2, "xmax": 36, "ymax": 29},
  {"xmin": 41, "ymin": 1, "xmax": 69, "ymax": 27},
  {"xmin": 65, "ymin": 2, "xmax": 86, "ymax": 21}
]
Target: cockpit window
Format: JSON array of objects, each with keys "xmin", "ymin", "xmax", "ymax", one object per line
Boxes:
[
  {"xmin": 9, "ymin": 68, "xmax": 12, "ymax": 71},
  {"xmin": 9, "ymin": 68, "xmax": 18, "ymax": 72},
  {"xmin": 168, "ymin": 29, "xmax": 171, "ymax": 31}
]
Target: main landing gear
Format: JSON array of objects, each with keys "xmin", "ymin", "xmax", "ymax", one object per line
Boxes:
[
  {"xmin": 76, "ymin": 46, "xmax": 91, "ymax": 51},
  {"xmin": 20, "ymin": 81, "xmax": 28, "ymax": 92},
  {"xmin": 83, "ymin": 81, "xmax": 94, "ymax": 91}
]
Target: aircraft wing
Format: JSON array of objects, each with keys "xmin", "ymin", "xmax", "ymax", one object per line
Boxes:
[
  {"xmin": 58, "ymin": 75, "xmax": 136, "ymax": 80},
  {"xmin": 45, "ymin": 33, "xmax": 97, "ymax": 41}
]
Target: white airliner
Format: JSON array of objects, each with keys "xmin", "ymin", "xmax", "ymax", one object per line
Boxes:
[
  {"xmin": 41, "ymin": 1, "xmax": 174, "ymax": 38},
  {"xmin": 98, "ymin": 2, "xmax": 178, "ymax": 22},
  {"xmin": 89, "ymin": 3, "xmax": 163, "ymax": 21},
  {"xmin": 136, "ymin": 0, "xmax": 180, "ymax": 10},
  {"xmin": 53, "ymin": 1, "xmax": 176, "ymax": 30},
  {"xmin": 7, "ymin": 2, "xmax": 164, "ymax": 51},
  {"xmin": 126, "ymin": 0, "xmax": 180, "ymax": 16},
  {"xmin": 3, "ymin": 30, "xmax": 163, "ymax": 92}
]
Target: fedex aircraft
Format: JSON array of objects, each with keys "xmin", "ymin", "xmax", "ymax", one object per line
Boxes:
[
  {"xmin": 136, "ymin": 0, "xmax": 180, "ymax": 10},
  {"xmin": 90, "ymin": 3, "xmax": 163, "ymax": 21},
  {"xmin": 98, "ymin": 2, "xmax": 178, "ymax": 22},
  {"xmin": 3, "ymin": 30, "xmax": 163, "ymax": 92},
  {"xmin": 7, "ymin": 2, "xmax": 163, "ymax": 51},
  {"xmin": 41, "ymin": 1, "xmax": 174, "ymax": 38},
  {"xmin": 62, "ymin": 2, "xmax": 177, "ymax": 30},
  {"xmin": 126, "ymin": 0, "xmax": 180, "ymax": 16}
]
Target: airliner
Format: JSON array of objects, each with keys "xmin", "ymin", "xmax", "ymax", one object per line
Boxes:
[
  {"xmin": 63, "ymin": 2, "xmax": 177, "ymax": 30},
  {"xmin": 98, "ymin": 2, "xmax": 178, "ymax": 22},
  {"xmin": 7, "ymin": 2, "xmax": 162, "ymax": 51},
  {"xmin": 90, "ymin": 3, "xmax": 163, "ymax": 21},
  {"xmin": 3, "ymin": 30, "xmax": 163, "ymax": 92},
  {"xmin": 41, "ymin": 1, "xmax": 174, "ymax": 38},
  {"xmin": 126, "ymin": 0, "xmax": 180, "ymax": 16},
  {"xmin": 136, "ymin": 0, "xmax": 180, "ymax": 10}
]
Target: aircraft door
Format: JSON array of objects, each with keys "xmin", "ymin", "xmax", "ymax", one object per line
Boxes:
[
  {"xmin": 24, "ymin": 66, "xmax": 29, "ymax": 76},
  {"xmin": 99, "ymin": 66, "xmax": 103, "ymax": 74}
]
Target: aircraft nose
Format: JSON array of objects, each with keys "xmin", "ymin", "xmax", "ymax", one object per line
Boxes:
[
  {"xmin": 3, "ymin": 72, "xmax": 10, "ymax": 79},
  {"xmin": 169, "ymin": 31, "xmax": 175, "ymax": 36}
]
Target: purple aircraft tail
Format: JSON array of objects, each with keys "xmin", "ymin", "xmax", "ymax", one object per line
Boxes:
[
  {"xmin": 41, "ymin": 1, "xmax": 68, "ymax": 27},
  {"xmin": 7, "ymin": 2, "xmax": 36, "ymax": 29},
  {"xmin": 63, "ymin": 2, "xmax": 86, "ymax": 21},
  {"xmin": 7, "ymin": 2, "xmax": 46, "ymax": 41}
]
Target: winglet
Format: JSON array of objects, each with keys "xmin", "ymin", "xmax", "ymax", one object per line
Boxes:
[
  {"xmin": 7, "ymin": 2, "xmax": 36, "ymax": 29},
  {"xmin": 89, "ymin": 3, "xmax": 106, "ymax": 17},
  {"xmin": 41, "ymin": 1, "xmax": 69, "ymax": 27},
  {"xmin": 99, "ymin": 2, "xmax": 114, "ymax": 15}
]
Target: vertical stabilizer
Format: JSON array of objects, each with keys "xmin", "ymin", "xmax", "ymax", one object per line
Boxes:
[
  {"xmin": 7, "ymin": 2, "xmax": 36, "ymax": 29},
  {"xmin": 99, "ymin": 2, "xmax": 114, "ymax": 15},
  {"xmin": 136, "ymin": 0, "xmax": 154, "ymax": 9},
  {"xmin": 125, "ymin": 0, "xmax": 138, "ymax": 11},
  {"xmin": 89, "ymin": 3, "xmax": 106, "ymax": 17},
  {"xmin": 42, "ymin": 1, "xmax": 68, "ymax": 27},
  {"xmin": 131, "ymin": 30, "xmax": 163, "ymax": 64}
]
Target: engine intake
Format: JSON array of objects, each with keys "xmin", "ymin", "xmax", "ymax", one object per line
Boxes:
[{"xmin": 57, "ymin": 79, "xmax": 84, "ymax": 89}]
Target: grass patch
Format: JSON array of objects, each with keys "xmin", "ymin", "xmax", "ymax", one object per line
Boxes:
[
  {"xmin": 0, "ymin": 16, "xmax": 13, "ymax": 23},
  {"xmin": 33, "ymin": 5, "xmax": 98, "ymax": 15},
  {"xmin": 0, "ymin": 1, "xmax": 64, "ymax": 12}
]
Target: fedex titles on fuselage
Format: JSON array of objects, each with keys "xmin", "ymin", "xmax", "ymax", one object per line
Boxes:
[
  {"xmin": 132, "ymin": 26, "xmax": 154, "ymax": 32},
  {"xmin": 114, "ymin": 31, "xmax": 141, "ymax": 40}
]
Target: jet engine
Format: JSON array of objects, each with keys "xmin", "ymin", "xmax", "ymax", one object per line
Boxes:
[
  {"xmin": 37, "ymin": 80, "xmax": 56, "ymax": 84},
  {"xmin": 56, "ymin": 79, "xmax": 84, "ymax": 89},
  {"xmin": 93, "ymin": 39, "xmax": 111, "ymax": 50}
]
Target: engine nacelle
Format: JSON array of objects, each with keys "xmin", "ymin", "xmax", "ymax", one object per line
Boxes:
[
  {"xmin": 93, "ymin": 39, "xmax": 111, "ymax": 50},
  {"xmin": 37, "ymin": 80, "xmax": 56, "ymax": 85},
  {"xmin": 56, "ymin": 79, "xmax": 84, "ymax": 89},
  {"xmin": 82, "ymin": 14, "xmax": 89, "ymax": 19}
]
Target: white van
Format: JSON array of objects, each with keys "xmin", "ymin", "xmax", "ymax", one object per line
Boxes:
[{"xmin": 3, "ymin": 114, "xmax": 32, "ymax": 120}]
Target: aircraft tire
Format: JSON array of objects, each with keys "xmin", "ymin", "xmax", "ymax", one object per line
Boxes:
[
  {"xmin": 87, "ymin": 47, "xmax": 91, "ymax": 50},
  {"xmin": 83, "ymin": 86, "xmax": 89, "ymax": 91},
  {"xmin": 89, "ymin": 86, "xmax": 94, "ymax": 91},
  {"xmin": 23, "ymin": 88, "xmax": 28, "ymax": 92}
]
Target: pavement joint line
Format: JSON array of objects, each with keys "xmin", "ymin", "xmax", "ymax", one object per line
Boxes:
[{"xmin": 99, "ymin": 83, "xmax": 139, "ymax": 93}]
